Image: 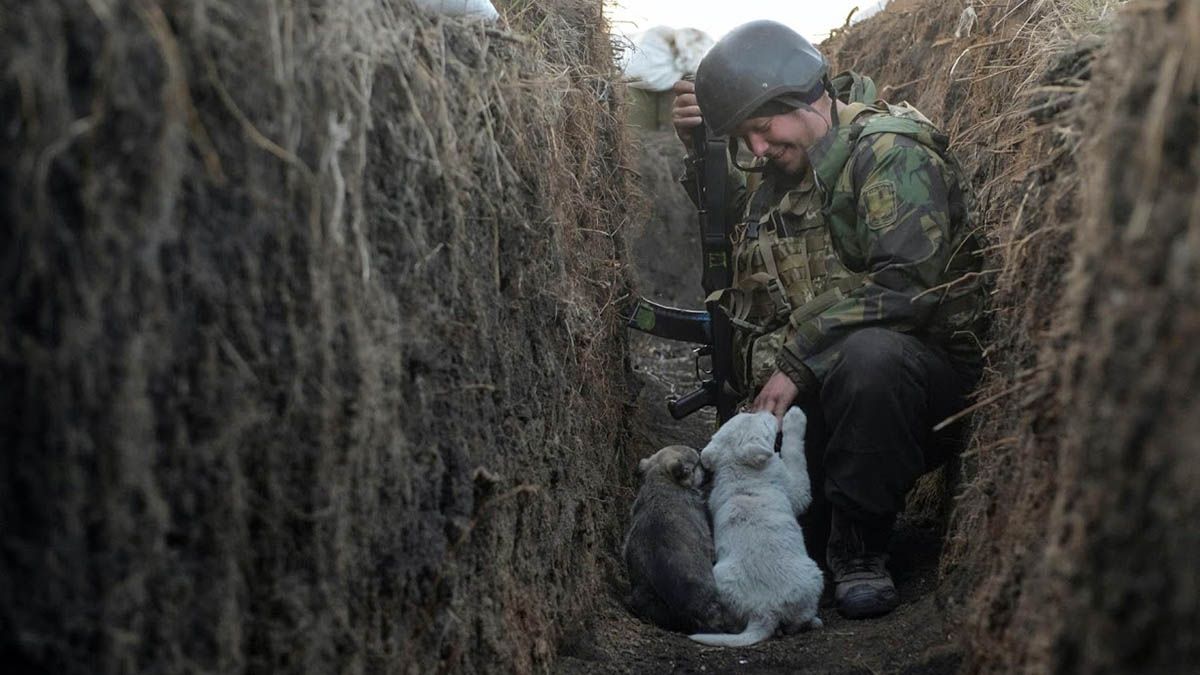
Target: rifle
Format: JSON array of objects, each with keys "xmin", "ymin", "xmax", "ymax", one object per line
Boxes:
[{"xmin": 624, "ymin": 122, "xmax": 739, "ymax": 423}]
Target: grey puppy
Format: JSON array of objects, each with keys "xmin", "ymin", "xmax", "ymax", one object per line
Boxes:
[{"xmin": 623, "ymin": 445, "xmax": 730, "ymax": 633}]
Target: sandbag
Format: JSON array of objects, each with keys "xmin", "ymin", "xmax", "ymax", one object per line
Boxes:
[
  {"xmin": 412, "ymin": 0, "xmax": 499, "ymax": 20},
  {"xmin": 624, "ymin": 26, "xmax": 714, "ymax": 92}
]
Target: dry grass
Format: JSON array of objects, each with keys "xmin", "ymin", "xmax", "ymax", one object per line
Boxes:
[
  {"xmin": 836, "ymin": 0, "xmax": 1199, "ymax": 670},
  {"xmin": 825, "ymin": 0, "xmax": 1112, "ymax": 535},
  {"xmin": 954, "ymin": 0, "xmax": 1200, "ymax": 670},
  {"xmin": 0, "ymin": 0, "xmax": 641, "ymax": 672}
]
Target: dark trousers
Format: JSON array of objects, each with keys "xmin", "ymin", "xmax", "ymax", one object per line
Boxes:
[{"xmin": 799, "ymin": 328, "xmax": 979, "ymax": 553}]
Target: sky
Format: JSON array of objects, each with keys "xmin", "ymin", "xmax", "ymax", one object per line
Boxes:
[{"xmin": 604, "ymin": 0, "xmax": 887, "ymax": 43}]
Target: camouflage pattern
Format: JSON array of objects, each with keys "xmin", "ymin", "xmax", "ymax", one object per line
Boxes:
[
  {"xmin": 782, "ymin": 100, "xmax": 986, "ymax": 388},
  {"xmin": 723, "ymin": 169, "xmax": 864, "ymax": 393},
  {"xmin": 682, "ymin": 79, "xmax": 986, "ymax": 400}
]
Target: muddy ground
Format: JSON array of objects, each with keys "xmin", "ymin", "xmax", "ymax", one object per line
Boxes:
[{"xmin": 554, "ymin": 332, "xmax": 962, "ymax": 675}]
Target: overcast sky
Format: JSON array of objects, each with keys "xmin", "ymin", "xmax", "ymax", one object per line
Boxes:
[{"xmin": 604, "ymin": 0, "xmax": 887, "ymax": 42}]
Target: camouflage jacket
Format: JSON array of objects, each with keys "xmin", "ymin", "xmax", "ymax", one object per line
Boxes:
[{"xmin": 683, "ymin": 93, "xmax": 986, "ymax": 401}]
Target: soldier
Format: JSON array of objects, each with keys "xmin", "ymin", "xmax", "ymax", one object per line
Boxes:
[{"xmin": 670, "ymin": 20, "xmax": 987, "ymax": 619}]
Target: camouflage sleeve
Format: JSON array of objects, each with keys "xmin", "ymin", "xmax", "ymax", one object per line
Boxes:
[{"xmin": 778, "ymin": 134, "xmax": 954, "ymax": 386}]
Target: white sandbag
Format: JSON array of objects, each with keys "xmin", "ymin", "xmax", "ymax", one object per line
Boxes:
[
  {"xmin": 854, "ymin": 0, "xmax": 890, "ymax": 24},
  {"xmin": 412, "ymin": 0, "xmax": 499, "ymax": 21},
  {"xmin": 623, "ymin": 26, "xmax": 714, "ymax": 92},
  {"xmin": 671, "ymin": 27, "xmax": 713, "ymax": 78},
  {"xmin": 624, "ymin": 27, "xmax": 677, "ymax": 92}
]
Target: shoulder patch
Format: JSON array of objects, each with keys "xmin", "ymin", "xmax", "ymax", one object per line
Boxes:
[{"xmin": 862, "ymin": 180, "xmax": 898, "ymax": 230}]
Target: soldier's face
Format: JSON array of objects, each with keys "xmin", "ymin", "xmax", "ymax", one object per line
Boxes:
[{"xmin": 735, "ymin": 107, "xmax": 830, "ymax": 175}]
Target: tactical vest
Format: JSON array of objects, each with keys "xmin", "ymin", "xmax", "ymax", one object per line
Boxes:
[
  {"xmin": 718, "ymin": 75, "xmax": 980, "ymax": 392},
  {"xmin": 723, "ymin": 168, "xmax": 860, "ymax": 390}
]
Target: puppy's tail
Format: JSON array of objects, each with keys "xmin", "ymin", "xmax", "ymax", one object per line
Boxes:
[{"xmin": 688, "ymin": 616, "xmax": 775, "ymax": 647}]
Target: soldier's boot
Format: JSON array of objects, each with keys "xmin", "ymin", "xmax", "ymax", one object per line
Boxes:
[{"xmin": 826, "ymin": 509, "xmax": 899, "ymax": 619}]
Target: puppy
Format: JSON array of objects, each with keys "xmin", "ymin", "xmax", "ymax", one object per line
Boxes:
[
  {"xmin": 623, "ymin": 445, "xmax": 729, "ymax": 633},
  {"xmin": 689, "ymin": 409, "xmax": 823, "ymax": 647}
]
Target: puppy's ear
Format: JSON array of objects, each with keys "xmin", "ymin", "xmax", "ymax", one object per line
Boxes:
[
  {"xmin": 736, "ymin": 445, "xmax": 773, "ymax": 469},
  {"xmin": 638, "ymin": 457, "xmax": 650, "ymax": 476},
  {"xmin": 699, "ymin": 444, "xmax": 717, "ymax": 470}
]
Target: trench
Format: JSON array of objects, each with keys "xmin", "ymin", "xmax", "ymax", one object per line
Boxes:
[{"xmin": 555, "ymin": 336, "xmax": 962, "ymax": 674}]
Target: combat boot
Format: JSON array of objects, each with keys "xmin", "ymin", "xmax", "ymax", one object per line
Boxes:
[{"xmin": 826, "ymin": 510, "xmax": 899, "ymax": 619}]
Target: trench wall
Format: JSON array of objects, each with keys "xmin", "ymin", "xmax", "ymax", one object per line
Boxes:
[
  {"xmin": 829, "ymin": 0, "xmax": 1200, "ymax": 670},
  {"xmin": 0, "ymin": 1, "xmax": 639, "ymax": 672}
]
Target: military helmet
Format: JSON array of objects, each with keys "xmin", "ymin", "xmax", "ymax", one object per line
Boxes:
[{"xmin": 695, "ymin": 20, "xmax": 829, "ymax": 137}]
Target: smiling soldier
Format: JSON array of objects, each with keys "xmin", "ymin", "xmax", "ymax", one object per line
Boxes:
[{"xmin": 670, "ymin": 20, "xmax": 987, "ymax": 619}]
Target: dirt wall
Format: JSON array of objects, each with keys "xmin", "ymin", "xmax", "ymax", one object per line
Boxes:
[
  {"xmin": 955, "ymin": 1, "xmax": 1200, "ymax": 670},
  {"xmin": 0, "ymin": 1, "xmax": 639, "ymax": 673},
  {"xmin": 625, "ymin": 128, "xmax": 704, "ymax": 310},
  {"xmin": 829, "ymin": 0, "xmax": 1200, "ymax": 671},
  {"xmin": 826, "ymin": 0, "xmax": 1088, "ymax": 558}
]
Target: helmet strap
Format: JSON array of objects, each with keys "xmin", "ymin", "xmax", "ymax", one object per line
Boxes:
[
  {"xmin": 795, "ymin": 100, "xmax": 834, "ymax": 139},
  {"xmin": 729, "ymin": 137, "xmax": 767, "ymax": 173},
  {"xmin": 824, "ymin": 75, "xmax": 840, "ymax": 130}
]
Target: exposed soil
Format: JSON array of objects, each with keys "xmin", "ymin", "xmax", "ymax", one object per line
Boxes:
[
  {"xmin": 554, "ymin": 334, "xmax": 962, "ymax": 675},
  {"xmin": 7, "ymin": 0, "xmax": 1198, "ymax": 672},
  {"xmin": 0, "ymin": 2, "xmax": 640, "ymax": 673},
  {"xmin": 626, "ymin": 129, "xmax": 706, "ymax": 310}
]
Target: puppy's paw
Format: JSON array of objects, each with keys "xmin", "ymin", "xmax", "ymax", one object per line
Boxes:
[{"xmin": 782, "ymin": 407, "xmax": 807, "ymax": 437}]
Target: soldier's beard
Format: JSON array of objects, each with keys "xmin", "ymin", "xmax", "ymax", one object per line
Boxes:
[
  {"xmin": 772, "ymin": 112, "xmax": 830, "ymax": 175},
  {"xmin": 770, "ymin": 146, "xmax": 811, "ymax": 176}
]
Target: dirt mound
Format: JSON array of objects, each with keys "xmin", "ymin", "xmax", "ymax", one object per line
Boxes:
[{"xmin": 0, "ymin": 1, "xmax": 639, "ymax": 672}]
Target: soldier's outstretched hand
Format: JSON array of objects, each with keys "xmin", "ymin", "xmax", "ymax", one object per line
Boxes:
[
  {"xmin": 671, "ymin": 79, "xmax": 703, "ymax": 150},
  {"xmin": 751, "ymin": 370, "xmax": 799, "ymax": 425}
]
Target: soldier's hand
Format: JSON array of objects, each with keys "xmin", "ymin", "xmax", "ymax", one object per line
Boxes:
[
  {"xmin": 671, "ymin": 79, "xmax": 703, "ymax": 150},
  {"xmin": 751, "ymin": 371, "xmax": 799, "ymax": 425}
]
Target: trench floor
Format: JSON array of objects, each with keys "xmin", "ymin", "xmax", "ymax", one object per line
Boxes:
[{"xmin": 555, "ymin": 335, "xmax": 962, "ymax": 675}]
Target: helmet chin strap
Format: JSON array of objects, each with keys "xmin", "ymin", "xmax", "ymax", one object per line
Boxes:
[
  {"xmin": 795, "ymin": 100, "xmax": 836, "ymax": 170},
  {"xmin": 729, "ymin": 137, "xmax": 766, "ymax": 173},
  {"xmin": 825, "ymin": 75, "xmax": 840, "ymax": 130},
  {"xmin": 799, "ymin": 76, "xmax": 840, "ymax": 190},
  {"xmin": 798, "ymin": 76, "xmax": 840, "ymax": 137}
]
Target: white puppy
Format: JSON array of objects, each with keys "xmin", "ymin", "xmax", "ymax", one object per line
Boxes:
[{"xmin": 689, "ymin": 409, "xmax": 824, "ymax": 647}]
